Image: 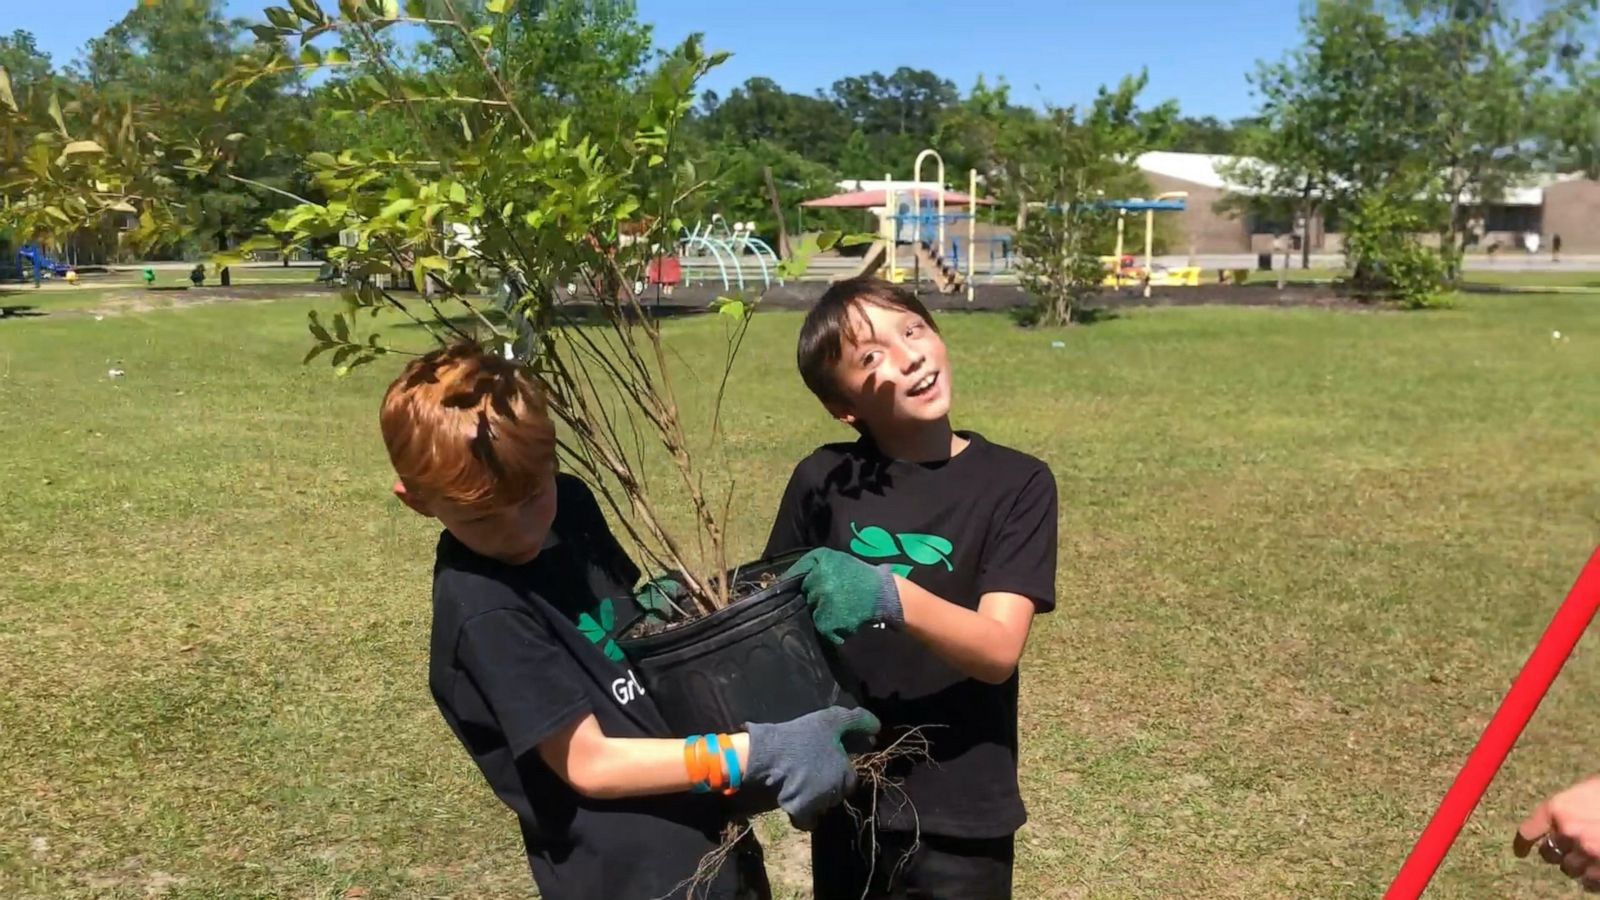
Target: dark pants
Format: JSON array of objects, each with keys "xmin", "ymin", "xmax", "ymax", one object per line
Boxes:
[
  {"xmin": 734, "ymin": 831, "xmax": 772, "ymax": 900},
  {"xmin": 811, "ymin": 814, "xmax": 1014, "ymax": 900}
]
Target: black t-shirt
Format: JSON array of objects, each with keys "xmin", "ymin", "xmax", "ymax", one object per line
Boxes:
[
  {"xmin": 763, "ymin": 432, "xmax": 1057, "ymax": 838},
  {"xmin": 429, "ymin": 473, "xmax": 745, "ymax": 899}
]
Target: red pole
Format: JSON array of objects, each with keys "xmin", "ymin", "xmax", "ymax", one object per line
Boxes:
[{"xmin": 1386, "ymin": 546, "xmax": 1600, "ymax": 899}]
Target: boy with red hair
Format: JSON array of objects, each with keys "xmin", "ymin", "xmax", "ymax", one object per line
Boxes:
[{"xmin": 381, "ymin": 342, "xmax": 878, "ymax": 899}]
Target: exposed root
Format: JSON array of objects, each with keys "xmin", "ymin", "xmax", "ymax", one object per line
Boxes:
[
  {"xmin": 663, "ymin": 819, "xmax": 754, "ymax": 900},
  {"xmin": 667, "ymin": 727, "xmax": 935, "ymax": 900},
  {"xmin": 844, "ymin": 726, "xmax": 935, "ymax": 899}
]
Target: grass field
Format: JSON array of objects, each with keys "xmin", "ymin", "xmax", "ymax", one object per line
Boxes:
[
  {"xmin": 1247, "ymin": 265, "xmax": 1600, "ymax": 290},
  {"xmin": 3, "ymin": 289, "xmax": 1600, "ymax": 898}
]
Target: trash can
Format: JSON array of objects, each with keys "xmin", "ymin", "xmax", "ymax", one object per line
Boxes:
[{"xmin": 1257, "ymin": 252, "xmax": 1273, "ymax": 271}]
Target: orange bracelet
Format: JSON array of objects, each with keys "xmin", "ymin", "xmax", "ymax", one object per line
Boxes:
[
  {"xmin": 698, "ymin": 736, "xmax": 725, "ymax": 792},
  {"xmin": 685, "ymin": 736, "xmax": 711, "ymax": 791}
]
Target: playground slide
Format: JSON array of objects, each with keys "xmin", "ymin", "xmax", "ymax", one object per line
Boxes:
[
  {"xmin": 912, "ymin": 241, "xmax": 964, "ymax": 294},
  {"xmin": 835, "ymin": 240, "xmax": 889, "ymax": 281}
]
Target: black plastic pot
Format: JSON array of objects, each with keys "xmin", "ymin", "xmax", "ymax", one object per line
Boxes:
[{"xmin": 617, "ymin": 554, "xmax": 858, "ymax": 736}]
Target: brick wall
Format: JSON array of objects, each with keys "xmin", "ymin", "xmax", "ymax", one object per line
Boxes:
[
  {"xmin": 1541, "ymin": 179, "xmax": 1600, "ymax": 253},
  {"xmin": 1142, "ymin": 173, "xmax": 1253, "ymax": 254}
]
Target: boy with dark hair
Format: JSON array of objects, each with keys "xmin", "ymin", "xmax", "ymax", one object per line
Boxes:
[
  {"xmin": 769, "ymin": 278, "xmax": 1059, "ymax": 899},
  {"xmin": 381, "ymin": 341, "xmax": 879, "ymax": 900}
]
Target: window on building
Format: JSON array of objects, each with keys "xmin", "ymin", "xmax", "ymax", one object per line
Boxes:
[
  {"xmin": 1248, "ymin": 212, "xmax": 1295, "ymax": 235},
  {"xmin": 1484, "ymin": 204, "xmax": 1542, "ymax": 233}
]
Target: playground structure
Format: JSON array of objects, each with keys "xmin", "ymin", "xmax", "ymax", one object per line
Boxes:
[
  {"xmin": 15, "ymin": 245, "xmax": 72, "ymax": 282},
  {"xmin": 1030, "ymin": 194, "xmax": 1203, "ymax": 295},
  {"xmin": 676, "ymin": 215, "xmax": 781, "ymax": 291},
  {"xmin": 1104, "ymin": 194, "xmax": 1201, "ymax": 296},
  {"xmin": 885, "ymin": 149, "xmax": 977, "ymax": 297}
]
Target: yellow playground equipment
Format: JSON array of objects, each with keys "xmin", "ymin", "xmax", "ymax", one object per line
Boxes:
[{"xmin": 1097, "ymin": 193, "xmax": 1200, "ymax": 294}]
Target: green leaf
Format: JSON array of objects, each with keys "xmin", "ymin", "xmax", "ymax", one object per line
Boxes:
[
  {"xmin": 306, "ymin": 151, "xmax": 339, "ymax": 170},
  {"xmin": 307, "ymin": 310, "xmax": 332, "ymax": 342},
  {"xmin": 849, "ymin": 523, "xmax": 900, "ymax": 560},
  {"xmin": 46, "ymin": 93, "xmax": 66, "ymax": 136},
  {"xmin": 459, "ymin": 114, "xmax": 472, "ymax": 142},
  {"xmin": 0, "ymin": 66, "xmax": 16, "ymax": 113},
  {"xmin": 897, "ymin": 533, "xmax": 954, "ymax": 571},
  {"xmin": 265, "ymin": 7, "xmax": 299, "ymax": 30},
  {"xmin": 417, "ymin": 255, "xmax": 449, "ymax": 271},
  {"xmin": 324, "ymin": 47, "xmax": 351, "ymax": 65},
  {"xmin": 447, "ymin": 181, "xmax": 467, "ymax": 204},
  {"xmin": 715, "ymin": 298, "xmax": 746, "ymax": 320},
  {"xmin": 888, "ymin": 564, "xmax": 914, "ymax": 579},
  {"xmin": 485, "ymin": 0, "xmax": 509, "ymax": 11},
  {"xmin": 816, "ymin": 231, "xmax": 844, "ymax": 251},
  {"xmin": 332, "ymin": 312, "xmax": 350, "ymax": 342},
  {"xmin": 404, "ymin": 0, "xmax": 428, "ymax": 15},
  {"xmin": 303, "ymin": 343, "xmax": 330, "ymax": 364},
  {"xmin": 377, "ymin": 197, "xmax": 415, "ymax": 219},
  {"xmin": 239, "ymin": 234, "xmax": 282, "ymax": 252},
  {"xmin": 840, "ymin": 233, "xmax": 877, "ymax": 247},
  {"xmin": 60, "ymin": 140, "xmax": 105, "ymax": 157},
  {"xmin": 298, "ymin": 44, "xmax": 323, "ymax": 67},
  {"xmin": 289, "ymin": 0, "xmax": 326, "ymax": 24}
]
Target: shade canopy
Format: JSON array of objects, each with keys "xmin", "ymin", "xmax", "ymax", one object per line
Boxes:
[{"xmin": 800, "ymin": 188, "xmax": 995, "ymax": 209}]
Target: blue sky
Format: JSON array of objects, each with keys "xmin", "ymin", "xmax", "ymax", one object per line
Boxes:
[{"xmin": 15, "ymin": 0, "xmax": 1305, "ymax": 119}]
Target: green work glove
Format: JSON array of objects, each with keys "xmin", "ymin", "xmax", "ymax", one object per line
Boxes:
[
  {"xmin": 745, "ymin": 706, "xmax": 881, "ymax": 830},
  {"xmin": 782, "ymin": 548, "xmax": 903, "ymax": 646},
  {"xmin": 634, "ymin": 577, "xmax": 682, "ymax": 620}
]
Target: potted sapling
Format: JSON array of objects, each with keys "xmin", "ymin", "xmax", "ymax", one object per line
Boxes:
[{"xmin": 217, "ymin": 0, "xmax": 873, "ymax": 737}]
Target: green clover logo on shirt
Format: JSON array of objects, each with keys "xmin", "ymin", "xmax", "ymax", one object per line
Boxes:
[
  {"xmin": 577, "ymin": 598, "xmax": 625, "ymax": 662},
  {"xmin": 849, "ymin": 523, "xmax": 954, "ymax": 578}
]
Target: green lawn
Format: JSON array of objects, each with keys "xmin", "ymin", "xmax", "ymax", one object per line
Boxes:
[
  {"xmin": 1248, "ymin": 265, "xmax": 1600, "ymax": 290},
  {"xmin": 3, "ymin": 292, "xmax": 1599, "ymax": 898}
]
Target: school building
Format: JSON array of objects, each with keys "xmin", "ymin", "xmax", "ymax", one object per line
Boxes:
[{"xmin": 1136, "ymin": 151, "xmax": 1600, "ymax": 256}]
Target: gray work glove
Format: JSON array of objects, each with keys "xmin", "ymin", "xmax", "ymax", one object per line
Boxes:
[{"xmin": 744, "ymin": 706, "xmax": 881, "ymax": 830}]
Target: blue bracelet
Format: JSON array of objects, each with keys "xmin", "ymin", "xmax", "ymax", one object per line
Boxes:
[
  {"xmin": 720, "ymin": 735, "xmax": 742, "ymax": 794},
  {"xmin": 685, "ymin": 734, "xmax": 710, "ymax": 794},
  {"xmin": 704, "ymin": 733, "xmax": 723, "ymax": 792}
]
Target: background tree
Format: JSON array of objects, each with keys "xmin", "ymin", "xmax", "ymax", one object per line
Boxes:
[
  {"xmin": 78, "ymin": 0, "xmax": 307, "ymax": 256},
  {"xmin": 0, "ymin": 56, "xmax": 183, "ymax": 261},
  {"xmin": 936, "ymin": 76, "xmax": 1038, "ymax": 228},
  {"xmin": 1152, "ymin": 115, "xmax": 1251, "ymax": 154},
  {"xmin": 1013, "ymin": 73, "xmax": 1173, "ymax": 326}
]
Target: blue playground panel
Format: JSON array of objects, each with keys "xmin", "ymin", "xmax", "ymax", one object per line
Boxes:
[{"xmin": 17, "ymin": 245, "xmax": 70, "ymax": 279}]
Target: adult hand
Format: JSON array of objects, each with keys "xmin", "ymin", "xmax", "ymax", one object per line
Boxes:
[
  {"xmin": 745, "ymin": 706, "xmax": 881, "ymax": 830},
  {"xmin": 1515, "ymin": 775, "xmax": 1600, "ymax": 890},
  {"xmin": 782, "ymin": 548, "xmax": 903, "ymax": 645}
]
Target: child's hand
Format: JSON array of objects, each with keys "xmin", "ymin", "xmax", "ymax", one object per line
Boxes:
[
  {"xmin": 745, "ymin": 706, "xmax": 881, "ymax": 830},
  {"xmin": 1516, "ymin": 775, "xmax": 1600, "ymax": 889},
  {"xmin": 782, "ymin": 549, "xmax": 903, "ymax": 645},
  {"xmin": 633, "ymin": 577, "xmax": 682, "ymax": 618}
]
